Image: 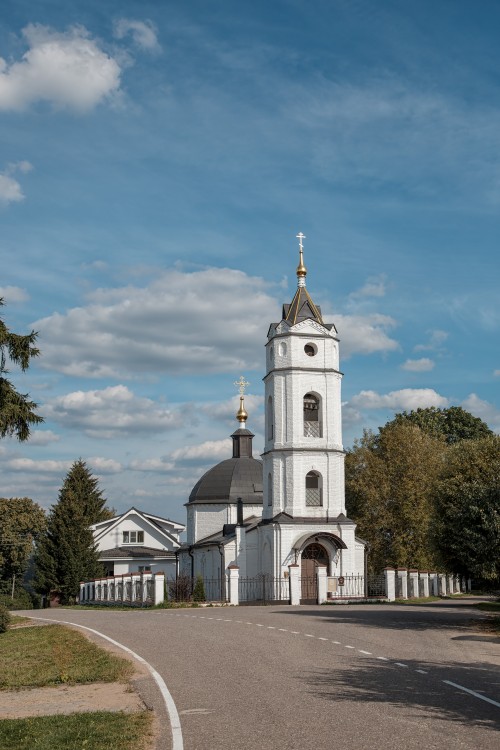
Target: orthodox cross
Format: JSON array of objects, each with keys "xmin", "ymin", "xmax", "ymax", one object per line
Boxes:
[
  {"xmin": 234, "ymin": 376, "xmax": 250, "ymax": 396},
  {"xmin": 296, "ymin": 232, "xmax": 306, "ymax": 252}
]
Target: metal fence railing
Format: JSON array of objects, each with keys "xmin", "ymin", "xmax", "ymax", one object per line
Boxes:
[{"xmin": 239, "ymin": 573, "xmax": 290, "ymax": 604}]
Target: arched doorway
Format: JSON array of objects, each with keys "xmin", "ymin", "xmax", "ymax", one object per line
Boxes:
[{"xmin": 301, "ymin": 542, "xmax": 328, "ymax": 603}]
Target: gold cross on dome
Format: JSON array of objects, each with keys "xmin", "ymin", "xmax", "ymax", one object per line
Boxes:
[
  {"xmin": 234, "ymin": 376, "xmax": 250, "ymax": 396},
  {"xmin": 296, "ymin": 232, "xmax": 306, "ymax": 251}
]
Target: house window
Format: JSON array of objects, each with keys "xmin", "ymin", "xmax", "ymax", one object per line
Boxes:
[
  {"xmin": 122, "ymin": 531, "xmax": 144, "ymax": 544},
  {"xmin": 303, "ymin": 393, "xmax": 322, "ymax": 437},
  {"xmin": 138, "ymin": 565, "xmax": 151, "ymax": 573},
  {"xmin": 268, "ymin": 473, "xmax": 273, "ymax": 506},
  {"xmin": 306, "ymin": 471, "xmax": 322, "ymax": 506}
]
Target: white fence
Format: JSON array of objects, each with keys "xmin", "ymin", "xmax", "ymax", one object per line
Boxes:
[{"xmin": 79, "ymin": 567, "xmax": 469, "ymax": 607}]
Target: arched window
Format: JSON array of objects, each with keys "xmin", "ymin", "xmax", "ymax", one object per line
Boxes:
[
  {"xmin": 303, "ymin": 393, "xmax": 322, "ymax": 437},
  {"xmin": 267, "ymin": 396, "xmax": 274, "ymax": 440},
  {"xmin": 306, "ymin": 471, "xmax": 322, "ymax": 506},
  {"xmin": 278, "ymin": 341, "xmax": 287, "ymax": 356},
  {"xmin": 268, "ymin": 473, "xmax": 273, "ymax": 506}
]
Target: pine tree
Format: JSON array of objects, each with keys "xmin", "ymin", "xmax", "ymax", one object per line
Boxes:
[
  {"xmin": 34, "ymin": 460, "xmax": 113, "ymax": 603},
  {"xmin": 0, "ymin": 298, "xmax": 43, "ymax": 441}
]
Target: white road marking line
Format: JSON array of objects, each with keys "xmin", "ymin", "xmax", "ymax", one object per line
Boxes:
[
  {"xmin": 332, "ymin": 641, "xmax": 341, "ymax": 644},
  {"xmin": 267, "ymin": 626, "xmax": 276, "ymax": 629},
  {"xmin": 345, "ymin": 645, "xmax": 355, "ymax": 649},
  {"xmin": 358, "ymin": 650, "xmax": 372, "ymax": 655},
  {"xmin": 416, "ymin": 669, "xmax": 428, "ymax": 674},
  {"xmin": 318, "ymin": 637, "xmax": 328, "ymax": 641},
  {"xmin": 256, "ymin": 624, "xmax": 264, "ymax": 627},
  {"xmin": 443, "ymin": 680, "xmax": 500, "ymax": 709},
  {"xmin": 304, "ymin": 634, "xmax": 315, "ymax": 638},
  {"xmin": 278, "ymin": 628, "xmax": 288, "ymax": 632},
  {"xmin": 395, "ymin": 662, "xmax": 408, "ymax": 667},
  {"xmin": 223, "ymin": 619, "xmax": 232, "ymax": 622},
  {"xmin": 30, "ymin": 616, "xmax": 184, "ymax": 750},
  {"xmin": 376, "ymin": 656, "xmax": 389, "ymax": 661},
  {"xmin": 290, "ymin": 630, "xmax": 300, "ymax": 634}
]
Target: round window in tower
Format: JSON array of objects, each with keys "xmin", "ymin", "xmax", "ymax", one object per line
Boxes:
[{"xmin": 304, "ymin": 343, "xmax": 317, "ymax": 357}]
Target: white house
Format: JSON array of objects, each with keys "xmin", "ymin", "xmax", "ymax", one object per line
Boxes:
[
  {"xmin": 90, "ymin": 507, "xmax": 185, "ymax": 578},
  {"xmin": 178, "ymin": 236, "xmax": 366, "ymax": 602}
]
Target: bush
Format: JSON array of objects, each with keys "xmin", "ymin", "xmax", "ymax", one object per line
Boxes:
[
  {"xmin": 0, "ymin": 586, "xmax": 37, "ymax": 611},
  {"xmin": 0, "ymin": 605, "xmax": 11, "ymax": 633},
  {"xmin": 193, "ymin": 575, "xmax": 206, "ymax": 602}
]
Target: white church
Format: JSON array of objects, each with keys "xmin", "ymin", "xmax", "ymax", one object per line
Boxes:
[{"xmin": 178, "ymin": 235, "xmax": 366, "ymax": 602}]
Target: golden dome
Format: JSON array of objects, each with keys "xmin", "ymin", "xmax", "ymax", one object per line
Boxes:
[{"xmin": 236, "ymin": 395, "xmax": 248, "ymax": 423}]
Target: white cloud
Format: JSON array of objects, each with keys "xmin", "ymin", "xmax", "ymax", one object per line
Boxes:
[
  {"xmin": 24, "ymin": 430, "xmax": 60, "ymax": 446},
  {"xmin": 401, "ymin": 358, "xmax": 435, "ymax": 372},
  {"xmin": 350, "ymin": 388, "xmax": 448, "ymax": 411},
  {"xmin": 34, "ymin": 268, "xmax": 280, "ymax": 378},
  {"xmin": 0, "ymin": 173, "xmax": 24, "ymax": 203},
  {"xmin": 0, "ymin": 161, "xmax": 34, "ymax": 204},
  {"xmin": 201, "ymin": 394, "xmax": 264, "ymax": 423},
  {"xmin": 129, "ymin": 457, "xmax": 175, "ymax": 473},
  {"xmin": 88, "ymin": 457, "xmax": 123, "ymax": 474},
  {"xmin": 349, "ymin": 276, "xmax": 387, "ymax": 300},
  {"xmin": 170, "ymin": 439, "xmax": 232, "ymax": 463},
  {"xmin": 461, "ymin": 394, "xmax": 500, "ymax": 433},
  {"xmin": 34, "ymin": 268, "xmax": 401, "ymax": 378},
  {"xmin": 0, "ymin": 285, "xmax": 29, "ymax": 302},
  {"xmin": 43, "ymin": 385, "xmax": 184, "ymax": 437},
  {"xmin": 113, "ymin": 19, "xmax": 161, "ymax": 52},
  {"xmin": 0, "ymin": 24, "xmax": 121, "ymax": 112},
  {"xmin": 335, "ymin": 313, "xmax": 399, "ymax": 358},
  {"xmin": 6, "ymin": 457, "xmax": 71, "ymax": 473},
  {"xmin": 414, "ymin": 330, "xmax": 448, "ymax": 352}
]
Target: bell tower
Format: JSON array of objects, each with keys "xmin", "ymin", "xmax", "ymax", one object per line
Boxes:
[{"xmin": 262, "ymin": 234, "xmax": 346, "ymax": 521}]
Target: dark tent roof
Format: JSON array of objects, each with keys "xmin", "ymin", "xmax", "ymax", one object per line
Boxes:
[{"xmin": 188, "ymin": 457, "xmax": 263, "ymax": 505}]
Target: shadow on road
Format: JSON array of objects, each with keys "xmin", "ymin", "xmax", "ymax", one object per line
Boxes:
[
  {"xmin": 275, "ymin": 603, "xmax": 496, "ymax": 635},
  {"xmin": 301, "ymin": 658, "xmax": 500, "ymax": 732}
]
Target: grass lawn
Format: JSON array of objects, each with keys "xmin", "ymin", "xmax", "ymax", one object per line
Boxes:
[
  {"xmin": 0, "ymin": 624, "xmax": 133, "ymax": 689},
  {"xmin": 0, "ymin": 711, "xmax": 153, "ymax": 750}
]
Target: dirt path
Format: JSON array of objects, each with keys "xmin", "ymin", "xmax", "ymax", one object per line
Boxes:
[{"xmin": 0, "ymin": 681, "xmax": 146, "ymax": 719}]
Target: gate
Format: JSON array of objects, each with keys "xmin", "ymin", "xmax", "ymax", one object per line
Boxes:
[
  {"xmin": 300, "ymin": 575, "xmax": 318, "ymax": 604},
  {"xmin": 239, "ymin": 573, "xmax": 289, "ymax": 604}
]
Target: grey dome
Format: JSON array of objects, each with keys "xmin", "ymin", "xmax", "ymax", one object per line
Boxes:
[{"xmin": 189, "ymin": 457, "xmax": 263, "ymax": 504}]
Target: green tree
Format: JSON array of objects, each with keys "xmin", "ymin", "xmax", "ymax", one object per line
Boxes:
[
  {"xmin": 346, "ymin": 424, "xmax": 446, "ymax": 572},
  {"xmin": 193, "ymin": 574, "xmax": 206, "ymax": 602},
  {"xmin": 34, "ymin": 460, "xmax": 113, "ymax": 603},
  {"xmin": 434, "ymin": 435, "xmax": 500, "ymax": 580},
  {"xmin": 384, "ymin": 406, "xmax": 492, "ymax": 445},
  {"xmin": 0, "ymin": 497, "xmax": 46, "ymax": 597},
  {"xmin": 0, "ymin": 298, "xmax": 43, "ymax": 441}
]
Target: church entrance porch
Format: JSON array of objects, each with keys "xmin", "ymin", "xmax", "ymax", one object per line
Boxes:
[{"xmin": 300, "ymin": 542, "xmax": 328, "ymax": 604}]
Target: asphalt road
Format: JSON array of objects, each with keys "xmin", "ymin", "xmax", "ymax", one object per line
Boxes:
[{"xmin": 23, "ymin": 598, "xmax": 500, "ymax": 750}]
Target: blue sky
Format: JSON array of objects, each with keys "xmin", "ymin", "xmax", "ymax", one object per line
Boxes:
[{"xmin": 1, "ymin": 0, "xmax": 499, "ymax": 521}]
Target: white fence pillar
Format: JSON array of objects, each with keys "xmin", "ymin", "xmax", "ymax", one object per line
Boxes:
[
  {"xmin": 454, "ymin": 575, "xmax": 460, "ymax": 594},
  {"xmin": 289, "ymin": 564, "xmax": 300, "ymax": 606},
  {"xmin": 447, "ymin": 573, "xmax": 454, "ymax": 594},
  {"xmin": 317, "ymin": 566, "xmax": 327, "ymax": 604},
  {"xmin": 154, "ymin": 572, "xmax": 165, "ymax": 605},
  {"xmin": 228, "ymin": 565, "xmax": 239, "ymax": 606},
  {"xmin": 384, "ymin": 568, "xmax": 396, "ymax": 601},
  {"xmin": 131, "ymin": 573, "xmax": 140, "ymax": 604},
  {"xmin": 429, "ymin": 572, "xmax": 438, "ymax": 596},
  {"xmin": 79, "ymin": 582, "xmax": 85, "ymax": 603},
  {"xmin": 397, "ymin": 568, "xmax": 408, "ymax": 599},
  {"xmin": 408, "ymin": 570, "xmax": 419, "ymax": 598},
  {"xmin": 438, "ymin": 573, "xmax": 447, "ymax": 595},
  {"xmin": 420, "ymin": 571, "xmax": 429, "ymax": 598}
]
